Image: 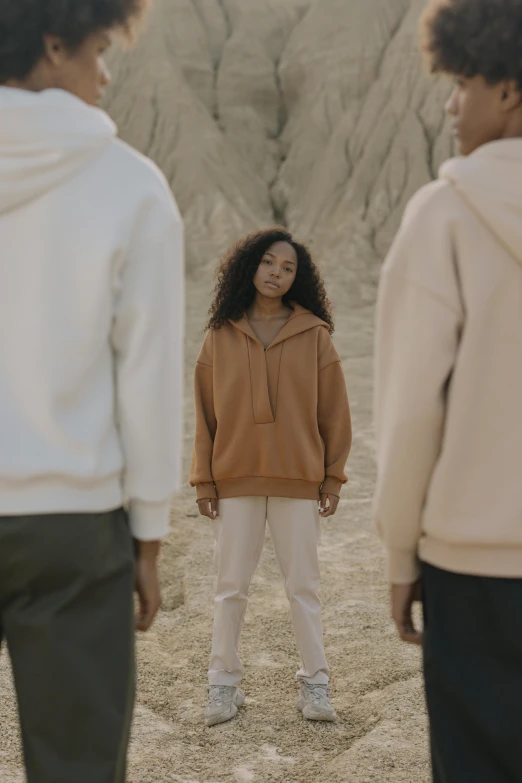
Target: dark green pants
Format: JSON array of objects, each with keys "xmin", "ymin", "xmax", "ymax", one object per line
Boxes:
[
  {"xmin": 423, "ymin": 562, "xmax": 522, "ymax": 783},
  {"xmin": 0, "ymin": 509, "xmax": 136, "ymax": 783}
]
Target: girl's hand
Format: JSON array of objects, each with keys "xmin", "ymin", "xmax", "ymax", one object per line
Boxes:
[
  {"xmin": 319, "ymin": 494, "xmax": 339, "ymax": 518},
  {"xmin": 197, "ymin": 498, "xmax": 219, "ymax": 519}
]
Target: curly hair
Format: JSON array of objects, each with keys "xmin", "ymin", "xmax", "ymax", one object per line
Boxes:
[
  {"xmin": 0, "ymin": 0, "xmax": 149, "ymax": 83},
  {"xmin": 207, "ymin": 228, "xmax": 334, "ymax": 334},
  {"xmin": 420, "ymin": 0, "xmax": 522, "ymax": 88}
]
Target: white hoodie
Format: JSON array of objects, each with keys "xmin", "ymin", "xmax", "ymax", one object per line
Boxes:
[
  {"xmin": 0, "ymin": 88, "xmax": 184, "ymax": 540},
  {"xmin": 374, "ymin": 139, "xmax": 522, "ymax": 582}
]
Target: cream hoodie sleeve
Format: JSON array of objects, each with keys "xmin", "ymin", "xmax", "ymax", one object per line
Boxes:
[
  {"xmin": 317, "ymin": 328, "xmax": 352, "ymax": 497},
  {"xmin": 374, "ymin": 182, "xmax": 463, "ymax": 584},
  {"xmin": 189, "ymin": 330, "xmax": 218, "ymax": 501},
  {"xmin": 112, "ymin": 183, "xmax": 184, "ymax": 541}
]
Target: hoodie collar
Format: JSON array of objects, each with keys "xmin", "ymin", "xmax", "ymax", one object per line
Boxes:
[{"xmin": 230, "ymin": 303, "xmax": 328, "ymax": 349}]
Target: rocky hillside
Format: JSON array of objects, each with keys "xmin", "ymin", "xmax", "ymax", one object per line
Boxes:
[{"xmin": 104, "ymin": 0, "xmax": 453, "ymax": 305}]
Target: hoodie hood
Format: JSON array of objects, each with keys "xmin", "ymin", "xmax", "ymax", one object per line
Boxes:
[
  {"xmin": 440, "ymin": 139, "xmax": 522, "ymax": 266},
  {"xmin": 0, "ymin": 87, "xmax": 116, "ymax": 215},
  {"xmin": 231, "ymin": 303, "xmax": 329, "ymax": 348}
]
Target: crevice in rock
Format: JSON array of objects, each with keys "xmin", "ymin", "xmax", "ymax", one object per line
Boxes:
[
  {"xmin": 274, "ymin": 54, "xmax": 287, "ymax": 140},
  {"xmin": 362, "ymin": 128, "xmax": 397, "ymax": 224},
  {"xmin": 270, "ymin": 190, "xmax": 288, "ymax": 227},
  {"xmin": 212, "ymin": 0, "xmax": 233, "ymax": 125},
  {"xmin": 216, "ymin": 0, "xmax": 232, "ymax": 38},
  {"xmin": 270, "ymin": 54, "xmax": 289, "ymax": 226},
  {"xmin": 415, "ymin": 107, "xmax": 435, "ymax": 178},
  {"xmin": 373, "ymin": 5, "xmax": 411, "ymax": 85},
  {"xmin": 146, "ymin": 93, "xmax": 161, "ymax": 156}
]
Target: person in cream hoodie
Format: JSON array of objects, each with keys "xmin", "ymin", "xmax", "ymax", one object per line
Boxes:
[
  {"xmin": 374, "ymin": 0, "xmax": 522, "ymax": 780},
  {"xmin": 0, "ymin": 1, "xmax": 184, "ymax": 782}
]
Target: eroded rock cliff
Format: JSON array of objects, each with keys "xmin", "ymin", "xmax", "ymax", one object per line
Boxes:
[{"xmin": 104, "ymin": 0, "xmax": 453, "ymax": 304}]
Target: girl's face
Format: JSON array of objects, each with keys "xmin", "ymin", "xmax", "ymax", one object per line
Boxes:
[{"xmin": 253, "ymin": 241, "xmax": 298, "ymax": 299}]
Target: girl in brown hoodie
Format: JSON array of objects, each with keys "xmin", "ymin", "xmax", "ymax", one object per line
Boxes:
[{"xmin": 190, "ymin": 228, "xmax": 352, "ymax": 727}]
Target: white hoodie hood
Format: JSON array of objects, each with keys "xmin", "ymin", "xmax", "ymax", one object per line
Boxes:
[
  {"xmin": 0, "ymin": 87, "xmax": 116, "ymax": 215},
  {"xmin": 0, "ymin": 85, "xmax": 184, "ymax": 541},
  {"xmin": 440, "ymin": 139, "xmax": 522, "ymax": 266}
]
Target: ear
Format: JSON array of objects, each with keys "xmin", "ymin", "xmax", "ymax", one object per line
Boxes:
[
  {"xmin": 445, "ymin": 86, "xmax": 459, "ymax": 116},
  {"xmin": 42, "ymin": 35, "xmax": 68, "ymax": 67},
  {"xmin": 500, "ymin": 80, "xmax": 522, "ymax": 112}
]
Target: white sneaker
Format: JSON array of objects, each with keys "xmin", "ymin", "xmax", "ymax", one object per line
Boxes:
[
  {"xmin": 205, "ymin": 685, "xmax": 246, "ymax": 727},
  {"xmin": 296, "ymin": 683, "xmax": 337, "ymax": 722}
]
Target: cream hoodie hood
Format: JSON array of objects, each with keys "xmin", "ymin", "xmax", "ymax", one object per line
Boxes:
[
  {"xmin": 375, "ymin": 138, "xmax": 522, "ymax": 583},
  {"xmin": 0, "ymin": 87, "xmax": 184, "ymax": 541},
  {"xmin": 0, "ymin": 87, "xmax": 116, "ymax": 214},
  {"xmin": 441, "ymin": 139, "xmax": 522, "ymax": 266}
]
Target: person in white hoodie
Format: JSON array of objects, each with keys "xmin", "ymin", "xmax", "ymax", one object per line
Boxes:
[
  {"xmin": 0, "ymin": 1, "xmax": 184, "ymax": 782},
  {"xmin": 374, "ymin": 0, "xmax": 522, "ymax": 780}
]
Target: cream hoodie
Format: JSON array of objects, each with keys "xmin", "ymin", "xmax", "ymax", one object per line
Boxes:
[
  {"xmin": 0, "ymin": 88, "xmax": 184, "ymax": 540},
  {"xmin": 374, "ymin": 139, "xmax": 522, "ymax": 583}
]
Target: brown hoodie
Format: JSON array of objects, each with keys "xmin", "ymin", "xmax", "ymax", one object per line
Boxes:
[
  {"xmin": 190, "ymin": 304, "xmax": 352, "ymax": 501},
  {"xmin": 375, "ymin": 139, "xmax": 522, "ymax": 583}
]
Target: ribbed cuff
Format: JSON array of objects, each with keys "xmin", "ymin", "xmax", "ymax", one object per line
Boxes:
[
  {"xmin": 128, "ymin": 499, "xmax": 170, "ymax": 541},
  {"xmin": 387, "ymin": 548, "xmax": 421, "ymax": 584},
  {"xmin": 195, "ymin": 482, "xmax": 217, "ymax": 501},
  {"xmin": 320, "ymin": 477, "xmax": 343, "ymax": 498}
]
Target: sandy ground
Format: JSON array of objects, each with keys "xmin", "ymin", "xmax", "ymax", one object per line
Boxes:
[{"xmin": 0, "ymin": 279, "xmax": 430, "ymax": 782}]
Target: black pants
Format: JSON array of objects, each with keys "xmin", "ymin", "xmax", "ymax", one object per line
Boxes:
[
  {"xmin": 422, "ymin": 562, "xmax": 522, "ymax": 783},
  {"xmin": 0, "ymin": 509, "xmax": 136, "ymax": 783}
]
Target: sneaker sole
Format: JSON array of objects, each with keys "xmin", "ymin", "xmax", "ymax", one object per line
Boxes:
[
  {"xmin": 205, "ymin": 690, "xmax": 245, "ymax": 728},
  {"xmin": 296, "ymin": 698, "xmax": 337, "ymax": 723},
  {"xmin": 302, "ymin": 707, "xmax": 337, "ymax": 722},
  {"xmin": 205, "ymin": 703, "xmax": 238, "ymax": 727}
]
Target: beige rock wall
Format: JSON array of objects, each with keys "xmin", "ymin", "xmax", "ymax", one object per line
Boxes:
[{"xmin": 103, "ymin": 0, "xmax": 454, "ymax": 303}]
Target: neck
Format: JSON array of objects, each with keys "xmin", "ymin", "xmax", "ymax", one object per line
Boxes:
[
  {"xmin": 502, "ymin": 109, "xmax": 522, "ymax": 140},
  {"xmin": 3, "ymin": 80, "xmax": 30, "ymax": 91},
  {"xmin": 249, "ymin": 293, "xmax": 288, "ymax": 320},
  {"xmin": 3, "ymin": 65, "xmax": 51, "ymax": 93}
]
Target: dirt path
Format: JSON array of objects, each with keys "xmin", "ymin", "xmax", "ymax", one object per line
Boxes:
[{"xmin": 0, "ymin": 281, "xmax": 430, "ymax": 782}]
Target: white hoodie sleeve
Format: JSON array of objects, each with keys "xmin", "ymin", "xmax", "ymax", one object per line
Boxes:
[
  {"xmin": 111, "ymin": 182, "xmax": 184, "ymax": 541},
  {"xmin": 374, "ymin": 183, "xmax": 463, "ymax": 583}
]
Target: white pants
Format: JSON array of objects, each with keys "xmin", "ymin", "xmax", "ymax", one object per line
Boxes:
[{"xmin": 208, "ymin": 496, "xmax": 330, "ymax": 687}]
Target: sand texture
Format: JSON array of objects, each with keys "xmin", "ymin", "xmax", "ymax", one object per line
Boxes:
[{"xmin": 0, "ymin": 1, "xmax": 452, "ymax": 779}]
